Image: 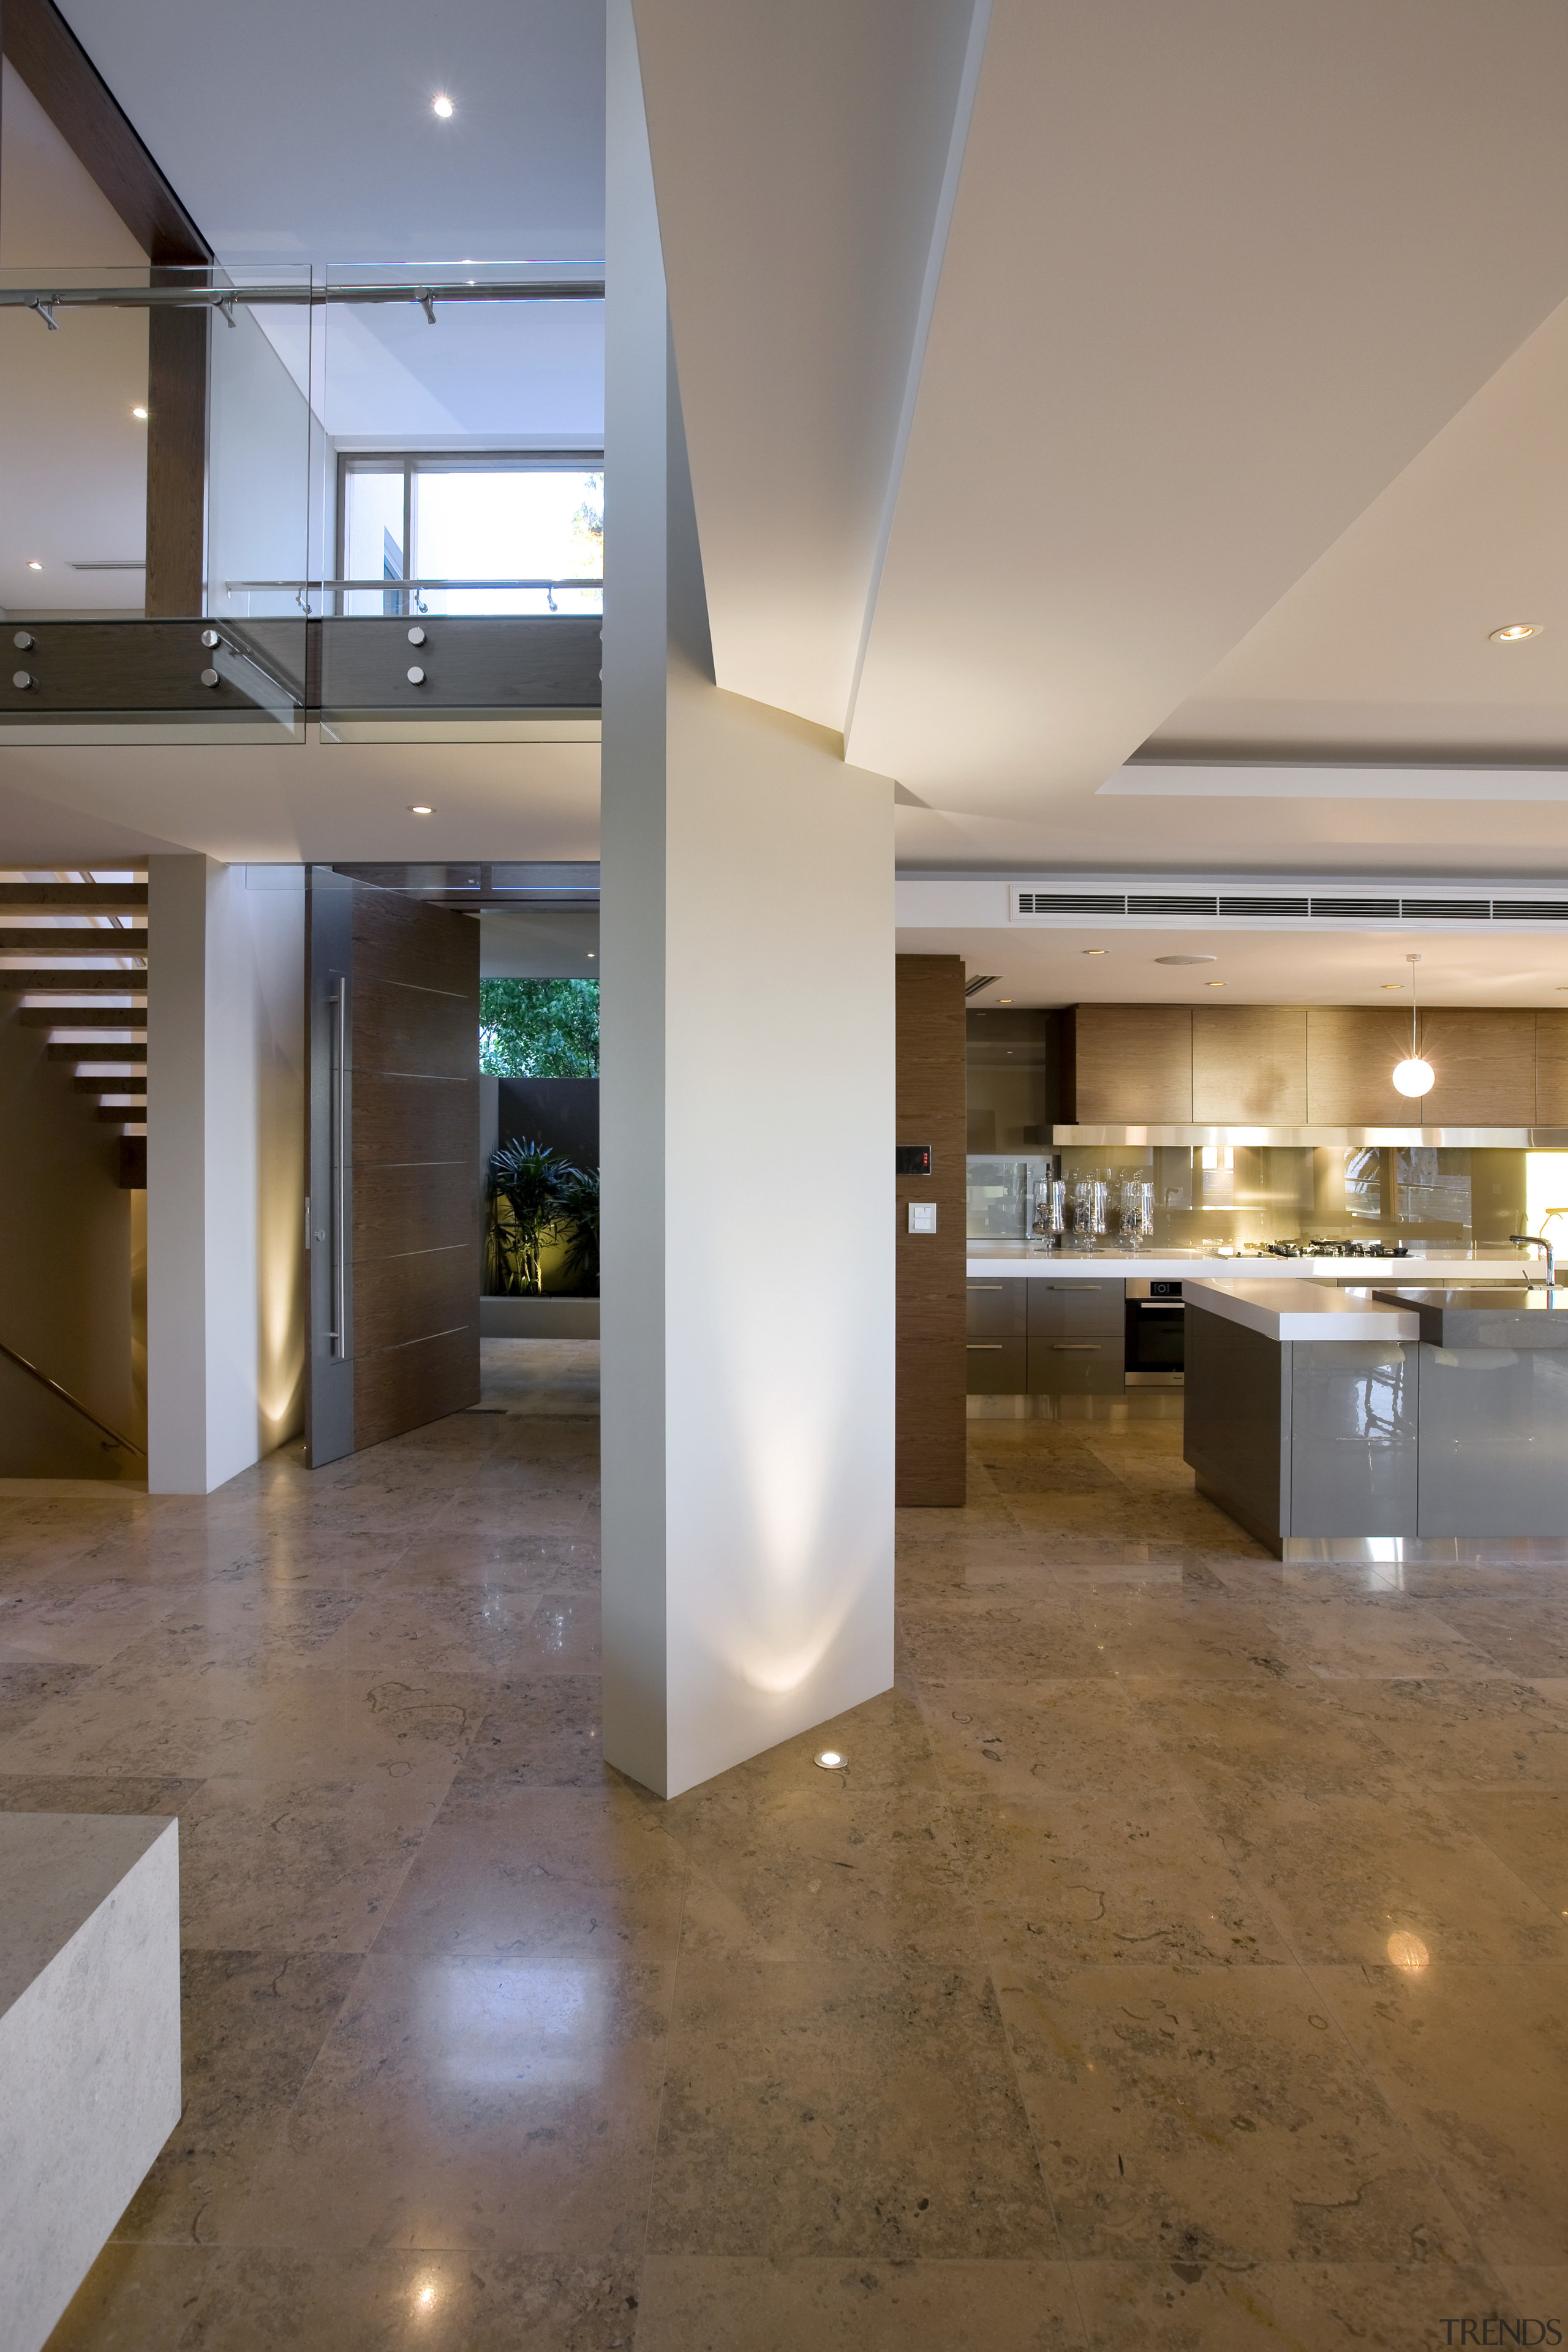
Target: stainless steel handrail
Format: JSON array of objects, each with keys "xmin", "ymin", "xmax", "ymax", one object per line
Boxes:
[
  {"xmin": 0, "ymin": 278, "xmax": 604, "ymax": 312},
  {"xmin": 0, "ymin": 1337, "xmax": 145, "ymax": 1455},
  {"xmin": 226, "ymin": 578, "xmax": 603, "ymax": 592}
]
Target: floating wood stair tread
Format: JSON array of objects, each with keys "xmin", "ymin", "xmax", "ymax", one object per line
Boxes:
[
  {"xmin": 50, "ymin": 1044, "xmax": 148, "ymax": 1062},
  {"xmin": 20, "ymin": 1008, "xmax": 149, "ymax": 1028},
  {"xmin": 0, "ymin": 930, "xmax": 146, "ymax": 954},
  {"xmin": 1, "ymin": 970, "xmax": 150, "ymax": 992},
  {"xmin": 0, "ymin": 885, "xmax": 147, "ymax": 910}
]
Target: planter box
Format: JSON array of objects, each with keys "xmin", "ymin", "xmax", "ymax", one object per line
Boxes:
[{"xmin": 481, "ymin": 1295, "xmax": 600, "ymax": 1339}]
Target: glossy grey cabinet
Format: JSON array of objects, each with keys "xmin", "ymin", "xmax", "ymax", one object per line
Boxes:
[
  {"xmin": 1027, "ymin": 1278, "xmax": 1124, "ymax": 1336},
  {"xmin": 965, "ymin": 1280, "xmax": 1027, "ymax": 1335},
  {"xmin": 1028, "ymin": 1333, "xmax": 1123, "ymax": 1395},
  {"xmin": 966, "ymin": 1336, "xmax": 1028, "ymax": 1393}
]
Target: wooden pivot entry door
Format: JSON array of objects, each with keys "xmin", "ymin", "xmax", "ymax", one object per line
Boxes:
[{"xmin": 305, "ymin": 869, "xmax": 480, "ymax": 1465}]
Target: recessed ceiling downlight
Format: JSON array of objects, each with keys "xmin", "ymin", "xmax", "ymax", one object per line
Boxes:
[
  {"xmin": 409, "ymin": 804, "xmax": 434, "ymax": 815},
  {"xmin": 813, "ymin": 1749, "xmax": 847, "ymax": 1771},
  {"xmin": 432, "ymin": 92, "xmax": 454, "ymax": 118},
  {"xmin": 1489, "ymin": 622, "xmax": 1539, "ymax": 642},
  {"xmin": 1155, "ymin": 954, "xmax": 1216, "ymax": 965}
]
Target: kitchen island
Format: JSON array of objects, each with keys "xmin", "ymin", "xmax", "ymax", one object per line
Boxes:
[
  {"xmin": 1184, "ymin": 1276, "xmax": 1568, "ymax": 1556},
  {"xmin": 963, "ymin": 1244, "xmax": 1537, "ymax": 1416}
]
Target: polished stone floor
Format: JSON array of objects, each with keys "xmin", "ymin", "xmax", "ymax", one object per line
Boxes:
[{"xmin": 2, "ymin": 1355, "xmax": 1566, "ymax": 2348}]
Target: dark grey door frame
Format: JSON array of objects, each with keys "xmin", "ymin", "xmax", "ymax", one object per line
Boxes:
[{"xmin": 305, "ymin": 867, "xmax": 354, "ymax": 1466}]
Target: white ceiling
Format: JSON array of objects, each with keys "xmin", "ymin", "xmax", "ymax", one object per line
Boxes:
[
  {"xmin": 8, "ymin": 2, "xmax": 1568, "ymax": 910},
  {"xmin": 635, "ymin": 0, "xmax": 1568, "ymax": 881},
  {"xmin": 53, "ymin": 0, "xmax": 605, "ymax": 267},
  {"xmin": 899, "ymin": 922, "xmax": 1568, "ymax": 1012},
  {"xmin": 0, "ymin": 735, "xmax": 600, "ymax": 863}
]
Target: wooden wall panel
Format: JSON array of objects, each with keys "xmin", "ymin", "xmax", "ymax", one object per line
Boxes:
[
  {"xmin": 144, "ymin": 304, "xmax": 208, "ymax": 617},
  {"xmin": 896, "ymin": 955, "xmax": 966, "ymax": 1506},
  {"xmin": 1538, "ymin": 1011, "xmax": 1568, "ymax": 1126},
  {"xmin": 1419, "ymin": 1009, "xmax": 1537, "ymax": 1126},
  {"xmin": 350, "ymin": 888, "xmax": 480, "ymax": 1452},
  {"xmin": 1066, "ymin": 1005, "xmax": 1191, "ymax": 1122},
  {"xmin": 1192, "ymin": 1006, "xmax": 1307, "ymax": 1124}
]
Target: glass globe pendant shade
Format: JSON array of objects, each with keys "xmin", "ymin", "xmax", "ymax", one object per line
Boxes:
[{"xmin": 1391, "ymin": 1056, "xmax": 1436, "ymax": 1098}]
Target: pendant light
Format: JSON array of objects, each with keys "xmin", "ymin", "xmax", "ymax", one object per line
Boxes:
[{"xmin": 1391, "ymin": 952, "xmax": 1436, "ymax": 1098}]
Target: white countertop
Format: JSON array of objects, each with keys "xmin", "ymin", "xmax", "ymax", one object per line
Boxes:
[
  {"xmin": 1185, "ymin": 1278, "xmax": 1421, "ymax": 1343},
  {"xmin": 964, "ymin": 1246, "xmax": 1534, "ymax": 1283}
]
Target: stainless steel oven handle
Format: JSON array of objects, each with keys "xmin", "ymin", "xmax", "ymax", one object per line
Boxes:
[{"xmin": 330, "ymin": 975, "xmax": 347, "ymax": 1361}]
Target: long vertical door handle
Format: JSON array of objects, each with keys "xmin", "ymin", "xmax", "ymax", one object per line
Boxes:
[{"xmin": 330, "ymin": 975, "xmax": 348, "ymax": 1359}]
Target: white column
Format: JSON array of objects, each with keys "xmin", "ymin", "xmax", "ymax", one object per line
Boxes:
[
  {"xmin": 146, "ymin": 858, "xmax": 305, "ymax": 1494},
  {"xmin": 601, "ymin": 1, "xmax": 896, "ymax": 1799}
]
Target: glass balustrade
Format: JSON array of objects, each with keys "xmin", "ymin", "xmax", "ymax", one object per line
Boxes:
[{"xmin": 0, "ymin": 260, "xmax": 604, "ymax": 741}]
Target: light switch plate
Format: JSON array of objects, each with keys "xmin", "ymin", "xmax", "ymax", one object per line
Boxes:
[{"xmin": 907, "ymin": 1202, "xmax": 938, "ymax": 1234}]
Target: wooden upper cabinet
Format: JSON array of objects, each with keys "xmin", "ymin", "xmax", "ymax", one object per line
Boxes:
[
  {"xmin": 1537, "ymin": 1011, "xmax": 1568, "ymax": 1126},
  {"xmin": 1419, "ymin": 1009, "xmax": 1537, "ymax": 1125},
  {"xmin": 1192, "ymin": 1006, "xmax": 1306, "ymax": 1124},
  {"xmin": 1310, "ymin": 1006, "xmax": 1539, "ymax": 1125},
  {"xmin": 1308, "ymin": 1006, "xmax": 1428, "ymax": 1124},
  {"xmin": 1065, "ymin": 1005, "xmax": 1192, "ymax": 1122}
]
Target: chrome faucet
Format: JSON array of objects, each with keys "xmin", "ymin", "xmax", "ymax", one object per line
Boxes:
[{"xmin": 1510, "ymin": 1233, "xmax": 1557, "ymax": 1304}]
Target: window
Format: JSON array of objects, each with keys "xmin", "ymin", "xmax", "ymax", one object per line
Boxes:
[{"xmin": 337, "ymin": 454, "xmax": 603, "ymax": 617}]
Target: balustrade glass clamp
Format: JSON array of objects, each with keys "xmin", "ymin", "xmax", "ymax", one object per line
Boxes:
[
  {"xmin": 12, "ymin": 631, "xmax": 34, "ymax": 650},
  {"xmin": 407, "ymin": 627, "xmax": 426, "ymax": 646},
  {"xmin": 406, "ymin": 666, "xmax": 426, "ymax": 685},
  {"xmin": 200, "ymin": 629, "xmax": 221, "ymax": 649},
  {"xmin": 11, "ymin": 669, "xmax": 35, "ymax": 690},
  {"xmin": 199, "ymin": 668, "xmax": 221, "ymax": 688}
]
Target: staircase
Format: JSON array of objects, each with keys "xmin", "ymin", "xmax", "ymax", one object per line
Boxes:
[{"xmin": 0, "ymin": 872, "xmax": 148, "ymax": 1176}]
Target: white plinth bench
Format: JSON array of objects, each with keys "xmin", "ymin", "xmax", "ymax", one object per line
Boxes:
[{"xmin": 0, "ymin": 1815, "xmax": 180, "ymax": 2352}]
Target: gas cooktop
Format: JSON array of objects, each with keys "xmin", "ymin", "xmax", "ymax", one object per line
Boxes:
[{"xmin": 1253, "ymin": 1239, "xmax": 1411, "ymax": 1260}]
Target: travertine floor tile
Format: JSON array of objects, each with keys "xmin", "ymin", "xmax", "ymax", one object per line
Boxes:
[
  {"xmin": 177, "ymin": 1777, "xmax": 442, "ymax": 1952},
  {"xmin": 901, "ymin": 1599, "xmax": 1115, "ymax": 1684},
  {"xmin": 1329, "ymin": 1676, "xmax": 1568, "ymax": 1785},
  {"xmin": 1310, "ymin": 1962, "xmax": 1568, "ymax": 2263},
  {"xmin": 918, "ymin": 1678, "xmax": 1170, "ymax": 1799},
  {"xmin": 648, "ymin": 1956, "xmax": 1059, "ymax": 2260},
  {"xmin": 1449, "ymin": 1789, "xmax": 1568, "ymax": 1913},
  {"xmin": 230, "ymin": 1951, "xmax": 669, "ymax": 2254},
  {"xmin": 178, "ymin": 2248, "xmax": 639, "ymax": 2350},
  {"xmin": 1226, "ymin": 1789, "xmax": 1568, "ymax": 1966},
  {"xmin": 374, "ymin": 1789, "xmax": 687, "ymax": 1963},
  {"xmin": 1072, "ymin": 2260, "xmax": 1507, "ymax": 2350},
  {"xmin": 114, "ymin": 1950, "xmax": 363, "ymax": 2245},
  {"xmin": 998, "ymin": 1962, "xmax": 1476, "ymax": 2264},
  {"xmin": 635, "ymin": 2256, "xmax": 1086, "ymax": 2350},
  {"xmin": 20, "ymin": 1370, "xmax": 1568, "ymax": 2352},
  {"xmin": 435, "ymin": 1675, "xmax": 607, "ymax": 1806},
  {"xmin": 952, "ymin": 1785, "xmax": 1292, "ymax": 1973},
  {"xmin": 43, "ymin": 2245, "xmax": 219, "ymax": 2352}
]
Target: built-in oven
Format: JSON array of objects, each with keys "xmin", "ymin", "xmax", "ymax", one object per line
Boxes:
[{"xmin": 1125, "ymin": 1278, "xmax": 1184, "ymax": 1387}]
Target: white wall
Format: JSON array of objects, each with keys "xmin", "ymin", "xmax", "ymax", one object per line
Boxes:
[
  {"xmin": 147, "ymin": 858, "xmax": 305, "ymax": 1492},
  {"xmin": 601, "ymin": 0, "xmax": 896, "ymax": 1798}
]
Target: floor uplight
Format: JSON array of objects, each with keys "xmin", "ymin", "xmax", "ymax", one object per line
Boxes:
[{"xmin": 813, "ymin": 1748, "xmax": 847, "ymax": 1771}]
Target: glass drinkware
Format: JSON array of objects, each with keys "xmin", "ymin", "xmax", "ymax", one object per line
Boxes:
[
  {"xmin": 1030, "ymin": 1177, "xmax": 1066, "ymax": 1250},
  {"xmin": 1120, "ymin": 1180, "xmax": 1155, "ymax": 1250},
  {"xmin": 1070, "ymin": 1178, "xmax": 1107, "ymax": 1248}
]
